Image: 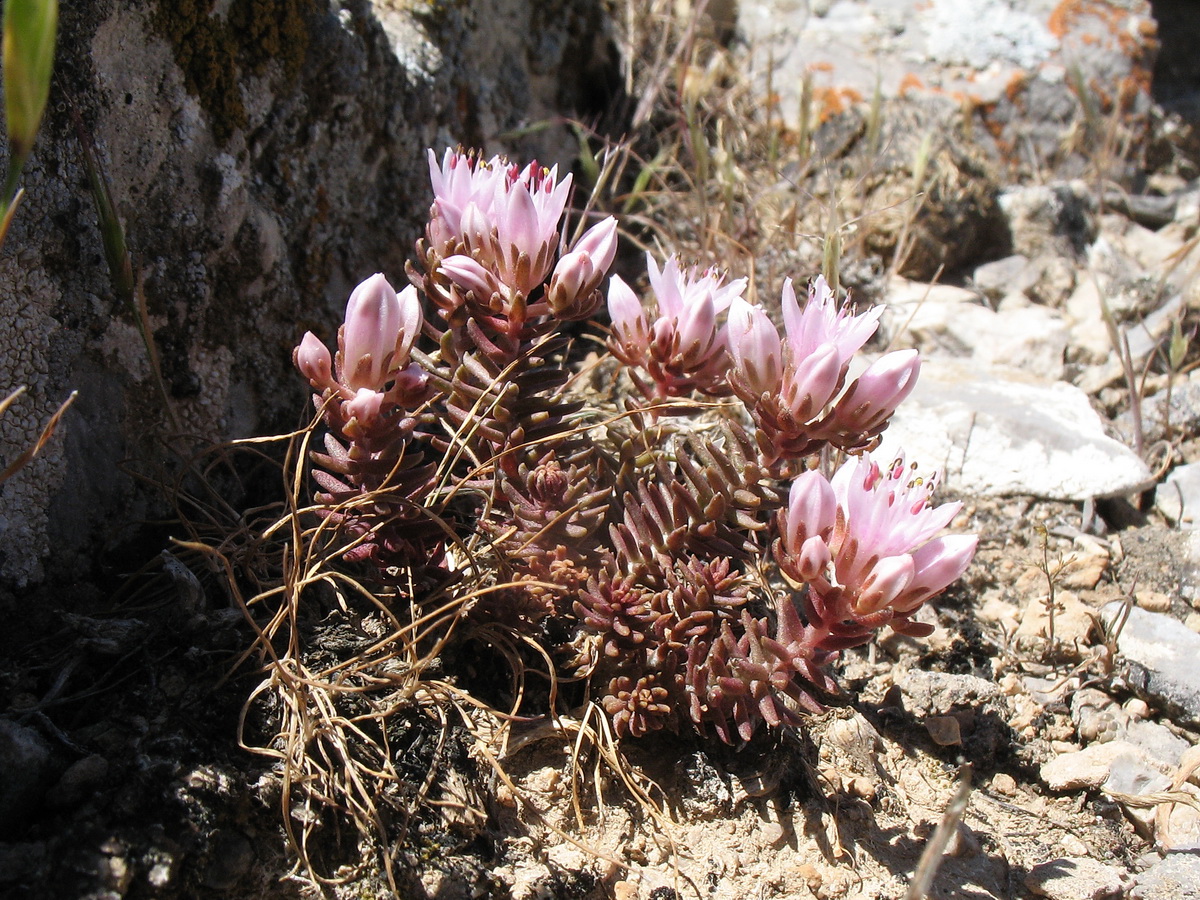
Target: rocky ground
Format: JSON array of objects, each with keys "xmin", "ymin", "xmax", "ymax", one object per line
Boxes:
[{"xmin": 7, "ymin": 1, "xmax": 1200, "ymax": 899}]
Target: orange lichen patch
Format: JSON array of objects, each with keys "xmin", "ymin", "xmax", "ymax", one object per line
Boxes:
[
  {"xmin": 1005, "ymin": 71, "xmax": 1029, "ymax": 104},
  {"xmin": 1049, "ymin": 0, "xmax": 1112, "ymax": 39},
  {"xmin": 812, "ymin": 86, "xmax": 863, "ymax": 122},
  {"xmin": 898, "ymin": 73, "xmax": 924, "ymax": 97},
  {"xmin": 1117, "ymin": 69, "xmax": 1152, "ymax": 110},
  {"xmin": 818, "ymin": 86, "xmax": 856, "ymax": 118},
  {"xmin": 1049, "ymin": 0, "xmax": 1157, "ymax": 61}
]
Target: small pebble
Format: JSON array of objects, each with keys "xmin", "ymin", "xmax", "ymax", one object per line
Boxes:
[
  {"xmin": 1026, "ymin": 856, "xmax": 1126, "ymax": 900},
  {"xmin": 1136, "ymin": 591, "xmax": 1172, "ymax": 613},
  {"xmin": 925, "ymin": 716, "xmax": 962, "ymax": 746},
  {"xmin": 1124, "ymin": 698, "xmax": 1151, "ymax": 720},
  {"xmin": 992, "ymin": 773, "xmax": 1017, "ymax": 795}
]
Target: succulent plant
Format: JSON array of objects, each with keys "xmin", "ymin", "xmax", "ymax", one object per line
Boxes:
[{"xmin": 292, "ymin": 146, "xmax": 977, "ymax": 746}]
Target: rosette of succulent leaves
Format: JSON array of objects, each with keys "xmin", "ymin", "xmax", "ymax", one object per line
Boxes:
[{"xmin": 293, "ymin": 147, "xmax": 977, "ymax": 746}]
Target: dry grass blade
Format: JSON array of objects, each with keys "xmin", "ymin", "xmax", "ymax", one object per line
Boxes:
[
  {"xmin": 904, "ymin": 765, "xmax": 974, "ymax": 900},
  {"xmin": 0, "ymin": 387, "xmax": 77, "ymax": 485}
]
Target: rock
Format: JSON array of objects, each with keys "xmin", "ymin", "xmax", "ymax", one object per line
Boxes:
[
  {"xmin": 1064, "ymin": 278, "xmax": 1119, "ymax": 369},
  {"xmin": 1041, "ymin": 740, "xmax": 1169, "ymax": 792},
  {"xmin": 973, "ymin": 254, "xmax": 1035, "ymax": 300},
  {"xmin": 1072, "ymin": 238, "xmax": 1186, "ymax": 395},
  {"xmin": 1132, "ymin": 853, "xmax": 1200, "ymax": 899},
  {"xmin": 1025, "ymin": 857, "xmax": 1127, "ymax": 900},
  {"xmin": 898, "ymin": 670, "xmax": 1003, "ymax": 715},
  {"xmin": 1071, "ymin": 688, "xmax": 1124, "ymax": 743},
  {"xmin": 1135, "ymin": 591, "xmax": 1173, "ymax": 613},
  {"xmin": 1102, "ymin": 603, "xmax": 1200, "ymax": 723},
  {"xmin": 0, "ymin": 0, "xmax": 613, "ymax": 586},
  {"xmin": 1000, "ymin": 183, "xmax": 1098, "ymax": 261},
  {"xmin": 737, "ymin": 0, "xmax": 1158, "ymax": 175},
  {"xmin": 1058, "ymin": 536, "xmax": 1110, "ymax": 590},
  {"xmin": 1122, "ymin": 721, "xmax": 1191, "ymax": 770},
  {"xmin": 681, "ymin": 752, "xmax": 733, "ymax": 819},
  {"xmin": 1156, "ymin": 463, "xmax": 1200, "ymax": 528},
  {"xmin": 882, "ymin": 277, "xmax": 1068, "ymax": 379},
  {"xmin": 992, "ymin": 772, "xmax": 1017, "ymax": 796},
  {"xmin": 46, "ymin": 754, "xmax": 109, "ymax": 808},
  {"xmin": 1164, "ymin": 794, "xmax": 1200, "ymax": 851},
  {"xmin": 878, "ymin": 359, "xmax": 1155, "ymax": 501},
  {"xmin": 0, "ymin": 842, "xmax": 46, "ymax": 886},
  {"xmin": 1104, "ymin": 750, "xmax": 1172, "ymax": 797},
  {"xmin": 1123, "ymin": 374, "xmax": 1200, "ymax": 449},
  {"xmin": 200, "ymin": 832, "xmax": 255, "ymax": 891},
  {"xmin": 1100, "ymin": 213, "xmax": 1184, "ymax": 274},
  {"xmin": 924, "ymin": 715, "xmax": 963, "ymax": 746},
  {"xmin": 0, "ymin": 719, "xmax": 55, "ymax": 838}
]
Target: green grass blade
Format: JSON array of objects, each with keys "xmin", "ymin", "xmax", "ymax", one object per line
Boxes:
[{"xmin": 2, "ymin": 0, "xmax": 58, "ymax": 204}]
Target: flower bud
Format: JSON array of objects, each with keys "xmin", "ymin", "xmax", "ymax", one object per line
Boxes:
[
  {"xmin": 607, "ymin": 274, "xmax": 648, "ymax": 350},
  {"xmin": 343, "ymin": 387, "xmax": 386, "ymax": 426},
  {"xmin": 834, "ymin": 349, "xmax": 920, "ymax": 434},
  {"xmin": 294, "ymin": 331, "xmax": 333, "ymax": 388},
  {"xmin": 783, "ymin": 342, "xmax": 841, "ymax": 420},
  {"xmin": 796, "ymin": 534, "xmax": 832, "ymax": 583},
  {"xmin": 728, "ymin": 298, "xmax": 782, "ymax": 398},
  {"xmin": 549, "ymin": 218, "xmax": 618, "ymax": 318},
  {"xmin": 676, "ymin": 290, "xmax": 718, "ymax": 360},
  {"xmin": 440, "ymin": 254, "xmax": 501, "ymax": 302},
  {"xmin": 573, "ymin": 216, "xmax": 618, "ymax": 273},
  {"xmin": 341, "ymin": 274, "xmax": 422, "ymax": 393},
  {"xmin": 783, "ymin": 469, "xmax": 836, "ymax": 554}
]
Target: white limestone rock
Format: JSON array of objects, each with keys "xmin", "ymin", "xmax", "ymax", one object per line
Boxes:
[{"xmin": 877, "ymin": 359, "xmax": 1154, "ymax": 500}]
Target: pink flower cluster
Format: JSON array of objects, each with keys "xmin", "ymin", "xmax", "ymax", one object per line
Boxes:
[
  {"xmin": 294, "ymin": 273, "xmax": 428, "ymax": 441},
  {"xmin": 777, "ymin": 453, "xmax": 978, "ymax": 644},
  {"xmin": 608, "ymin": 254, "xmax": 747, "ymax": 398},
  {"xmin": 425, "ymin": 149, "xmax": 617, "ymax": 328},
  {"xmin": 608, "ymin": 269, "xmax": 917, "ymax": 461},
  {"xmin": 287, "ymin": 145, "xmax": 978, "ymax": 746},
  {"xmin": 726, "ymin": 275, "xmax": 919, "ymax": 462}
]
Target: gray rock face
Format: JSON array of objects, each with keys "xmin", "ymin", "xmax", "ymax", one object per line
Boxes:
[
  {"xmin": 878, "ymin": 359, "xmax": 1154, "ymax": 501},
  {"xmin": 999, "ymin": 183, "xmax": 1098, "ymax": 261},
  {"xmin": 1132, "ymin": 853, "xmax": 1200, "ymax": 900},
  {"xmin": 1155, "ymin": 462, "xmax": 1200, "ymax": 528},
  {"xmin": 0, "ymin": 0, "xmax": 611, "ymax": 585},
  {"xmin": 0, "ymin": 719, "xmax": 55, "ymax": 838},
  {"xmin": 1026, "ymin": 857, "xmax": 1127, "ymax": 900},
  {"xmin": 737, "ymin": 0, "xmax": 1158, "ymax": 174},
  {"xmin": 1102, "ymin": 603, "xmax": 1200, "ymax": 723},
  {"xmin": 883, "ymin": 277, "xmax": 1068, "ymax": 380}
]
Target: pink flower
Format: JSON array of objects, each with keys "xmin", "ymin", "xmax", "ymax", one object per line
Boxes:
[
  {"xmin": 780, "ymin": 469, "xmax": 835, "ymax": 558},
  {"xmin": 830, "ymin": 349, "xmax": 921, "ymax": 437},
  {"xmin": 292, "ymin": 273, "xmax": 428, "ymax": 429},
  {"xmin": 727, "ymin": 298, "xmax": 782, "ymax": 397},
  {"xmin": 607, "ymin": 253, "xmax": 747, "ymax": 397},
  {"xmin": 607, "ymin": 274, "xmax": 649, "ymax": 348},
  {"xmin": 777, "ymin": 452, "xmax": 976, "ymax": 623},
  {"xmin": 783, "ymin": 276, "xmax": 879, "ymax": 370},
  {"xmin": 427, "ymin": 148, "xmax": 572, "ymax": 297},
  {"xmin": 547, "ymin": 216, "xmax": 618, "ymax": 316},
  {"xmin": 729, "ymin": 276, "xmax": 881, "ymax": 420},
  {"xmin": 341, "ymin": 274, "xmax": 422, "ymax": 392}
]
